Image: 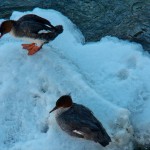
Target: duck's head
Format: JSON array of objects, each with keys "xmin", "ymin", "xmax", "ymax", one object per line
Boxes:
[
  {"xmin": 0, "ymin": 20, "xmax": 14, "ymax": 38},
  {"xmin": 49, "ymin": 95, "xmax": 73, "ymax": 113}
]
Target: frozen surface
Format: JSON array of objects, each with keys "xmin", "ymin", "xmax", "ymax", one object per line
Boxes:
[{"xmin": 0, "ymin": 8, "xmax": 149, "ymax": 150}]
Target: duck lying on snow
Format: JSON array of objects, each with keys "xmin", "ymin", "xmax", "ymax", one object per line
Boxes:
[
  {"xmin": 49, "ymin": 95, "xmax": 111, "ymax": 147},
  {"xmin": 0, "ymin": 14, "xmax": 63, "ymax": 55}
]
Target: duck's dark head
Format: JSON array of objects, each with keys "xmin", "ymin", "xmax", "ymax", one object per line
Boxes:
[
  {"xmin": 49, "ymin": 95, "xmax": 73, "ymax": 113},
  {"xmin": 54, "ymin": 25, "xmax": 63, "ymax": 34},
  {"xmin": 0, "ymin": 20, "xmax": 15, "ymax": 38}
]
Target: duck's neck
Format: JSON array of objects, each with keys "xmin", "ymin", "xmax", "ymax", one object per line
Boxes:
[{"xmin": 55, "ymin": 107, "xmax": 70, "ymax": 117}]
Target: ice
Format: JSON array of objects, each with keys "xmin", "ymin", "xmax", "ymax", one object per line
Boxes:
[{"xmin": 0, "ymin": 8, "xmax": 149, "ymax": 150}]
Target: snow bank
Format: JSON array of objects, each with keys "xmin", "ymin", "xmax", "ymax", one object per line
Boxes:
[{"xmin": 0, "ymin": 8, "xmax": 149, "ymax": 150}]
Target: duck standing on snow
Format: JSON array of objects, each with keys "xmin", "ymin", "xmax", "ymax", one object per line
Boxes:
[
  {"xmin": 49, "ymin": 95, "xmax": 111, "ymax": 147},
  {"xmin": 0, "ymin": 14, "xmax": 63, "ymax": 55}
]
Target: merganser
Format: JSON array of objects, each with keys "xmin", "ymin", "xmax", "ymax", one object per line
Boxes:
[
  {"xmin": 49, "ymin": 95, "xmax": 111, "ymax": 147},
  {"xmin": 0, "ymin": 14, "xmax": 63, "ymax": 55}
]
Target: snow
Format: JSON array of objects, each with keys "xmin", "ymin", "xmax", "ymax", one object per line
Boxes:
[{"xmin": 0, "ymin": 8, "xmax": 150, "ymax": 150}]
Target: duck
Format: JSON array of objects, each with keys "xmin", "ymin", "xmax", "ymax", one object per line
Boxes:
[
  {"xmin": 49, "ymin": 95, "xmax": 111, "ymax": 147},
  {"xmin": 0, "ymin": 14, "xmax": 63, "ymax": 55}
]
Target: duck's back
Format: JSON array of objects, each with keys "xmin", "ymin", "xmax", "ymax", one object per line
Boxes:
[
  {"xmin": 17, "ymin": 14, "xmax": 51, "ymax": 26},
  {"xmin": 12, "ymin": 14, "xmax": 63, "ymax": 42},
  {"xmin": 14, "ymin": 14, "xmax": 52, "ymax": 35},
  {"xmin": 56, "ymin": 103, "xmax": 111, "ymax": 147}
]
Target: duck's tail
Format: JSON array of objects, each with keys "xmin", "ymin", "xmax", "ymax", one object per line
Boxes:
[
  {"xmin": 54, "ymin": 25, "xmax": 63, "ymax": 34},
  {"xmin": 39, "ymin": 25, "xmax": 63, "ymax": 42},
  {"xmin": 97, "ymin": 131, "xmax": 111, "ymax": 147}
]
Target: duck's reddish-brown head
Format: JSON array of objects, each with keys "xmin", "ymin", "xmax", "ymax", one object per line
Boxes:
[
  {"xmin": 49, "ymin": 95, "xmax": 73, "ymax": 113},
  {"xmin": 0, "ymin": 20, "xmax": 14, "ymax": 38}
]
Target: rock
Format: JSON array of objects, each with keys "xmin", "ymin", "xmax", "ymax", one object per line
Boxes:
[
  {"xmin": 134, "ymin": 142, "xmax": 150, "ymax": 150},
  {"xmin": 49, "ymin": 0, "xmax": 150, "ymax": 51},
  {"xmin": 0, "ymin": 0, "xmax": 150, "ymax": 51}
]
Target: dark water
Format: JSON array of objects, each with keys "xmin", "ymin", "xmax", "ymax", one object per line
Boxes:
[{"xmin": 0, "ymin": 0, "xmax": 51, "ymax": 18}]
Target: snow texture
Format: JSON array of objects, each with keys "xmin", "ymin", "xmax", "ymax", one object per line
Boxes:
[{"xmin": 0, "ymin": 8, "xmax": 149, "ymax": 150}]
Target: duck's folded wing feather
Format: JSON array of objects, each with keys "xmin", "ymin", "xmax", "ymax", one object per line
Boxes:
[
  {"xmin": 58, "ymin": 104, "xmax": 105, "ymax": 135},
  {"xmin": 57, "ymin": 104, "xmax": 111, "ymax": 146},
  {"xmin": 18, "ymin": 21, "xmax": 52, "ymax": 34}
]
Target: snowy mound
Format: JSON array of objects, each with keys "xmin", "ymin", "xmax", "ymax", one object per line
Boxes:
[{"xmin": 0, "ymin": 8, "xmax": 149, "ymax": 150}]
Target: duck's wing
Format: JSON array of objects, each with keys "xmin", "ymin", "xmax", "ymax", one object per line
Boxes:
[
  {"xmin": 58, "ymin": 104, "xmax": 111, "ymax": 147},
  {"xmin": 61, "ymin": 104, "xmax": 104, "ymax": 131},
  {"xmin": 18, "ymin": 21, "xmax": 53, "ymax": 35},
  {"xmin": 18, "ymin": 14, "xmax": 55, "ymax": 29}
]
